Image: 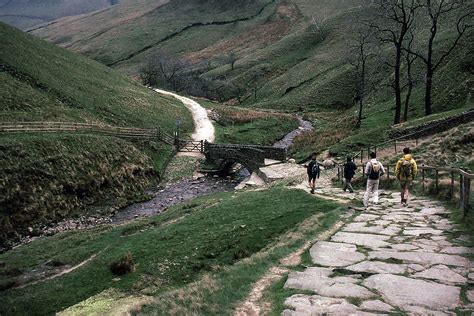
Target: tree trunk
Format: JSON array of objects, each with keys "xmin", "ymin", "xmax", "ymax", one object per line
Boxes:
[
  {"xmin": 393, "ymin": 46, "xmax": 402, "ymax": 125},
  {"xmin": 425, "ymin": 71, "xmax": 433, "ymax": 115}
]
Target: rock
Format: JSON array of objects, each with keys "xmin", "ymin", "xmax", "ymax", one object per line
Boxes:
[
  {"xmin": 346, "ymin": 261, "xmax": 407, "ymax": 275},
  {"xmin": 440, "ymin": 246, "xmax": 473, "ymax": 255},
  {"xmin": 368, "ymin": 250, "xmax": 472, "ymax": 267},
  {"xmin": 283, "ymin": 295, "xmax": 361, "ymax": 316},
  {"xmin": 342, "ymin": 223, "xmax": 401, "ymax": 236},
  {"xmin": 288, "ymin": 158, "xmax": 296, "ymax": 164},
  {"xmin": 331, "ymin": 232, "xmax": 391, "ymax": 249},
  {"xmin": 310, "ymin": 241, "xmax": 365, "ymax": 267},
  {"xmin": 353, "ymin": 214, "xmax": 379, "ymax": 222},
  {"xmin": 360, "ymin": 299, "xmax": 394, "ymax": 312},
  {"xmin": 403, "ymin": 305, "xmax": 454, "ymax": 315},
  {"xmin": 322, "ymin": 159, "xmax": 335, "ymax": 169},
  {"xmin": 407, "ymin": 264, "xmax": 425, "ymax": 272},
  {"xmin": 363, "ymin": 274, "xmax": 461, "ymax": 311},
  {"xmin": 403, "ymin": 228, "xmax": 444, "ymax": 236},
  {"xmin": 413, "ymin": 265, "xmax": 467, "ymax": 284},
  {"xmin": 468, "ymin": 272, "xmax": 474, "ymax": 281},
  {"xmin": 466, "ymin": 289, "xmax": 474, "ymax": 302},
  {"xmin": 390, "ymin": 243, "xmax": 419, "ymax": 251},
  {"xmin": 420, "ymin": 207, "xmax": 450, "ymax": 216},
  {"xmin": 284, "ymin": 267, "xmax": 373, "ymax": 298}
]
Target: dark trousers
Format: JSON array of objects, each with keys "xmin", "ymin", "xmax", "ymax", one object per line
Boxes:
[{"xmin": 343, "ymin": 177, "xmax": 354, "ymax": 192}]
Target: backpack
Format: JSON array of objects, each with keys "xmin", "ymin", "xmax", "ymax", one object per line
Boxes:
[
  {"xmin": 400, "ymin": 159, "xmax": 413, "ymax": 178},
  {"xmin": 311, "ymin": 161, "xmax": 320, "ymax": 177},
  {"xmin": 369, "ymin": 161, "xmax": 381, "ymax": 180}
]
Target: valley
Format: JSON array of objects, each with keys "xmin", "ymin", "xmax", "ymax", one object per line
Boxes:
[{"xmin": 0, "ymin": 0, "xmax": 473, "ymax": 314}]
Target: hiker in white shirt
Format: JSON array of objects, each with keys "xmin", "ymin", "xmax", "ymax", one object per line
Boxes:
[{"xmin": 364, "ymin": 152, "xmax": 385, "ymax": 209}]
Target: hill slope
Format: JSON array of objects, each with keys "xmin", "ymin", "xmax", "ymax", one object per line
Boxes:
[
  {"xmin": 0, "ymin": 22, "xmax": 193, "ymax": 248},
  {"xmin": 31, "ymin": 0, "xmax": 472, "ymax": 130},
  {"xmin": 0, "ymin": 0, "xmax": 120, "ymax": 30}
]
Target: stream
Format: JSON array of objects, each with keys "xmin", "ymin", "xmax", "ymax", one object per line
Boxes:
[{"xmin": 10, "ymin": 94, "xmax": 313, "ymax": 250}]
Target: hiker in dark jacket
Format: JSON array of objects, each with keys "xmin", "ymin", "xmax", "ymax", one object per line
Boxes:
[
  {"xmin": 343, "ymin": 156, "xmax": 357, "ymax": 193},
  {"xmin": 307, "ymin": 153, "xmax": 320, "ymax": 194}
]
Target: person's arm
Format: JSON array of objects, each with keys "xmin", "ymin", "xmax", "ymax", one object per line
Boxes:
[
  {"xmin": 412, "ymin": 160, "xmax": 418, "ymax": 179},
  {"xmin": 395, "ymin": 159, "xmax": 401, "ymax": 178},
  {"xmin": 365, "ymin": 162, "xmax": 371, "ymax": 176}
]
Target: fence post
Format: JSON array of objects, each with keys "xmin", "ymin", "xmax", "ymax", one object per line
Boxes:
[
  {"xmin": 450, "ymin": 171, "xmax": 455, "ymax": 199},
  {"xmin": 463, "ymin": 177, "xmax": 471, "ymax": 218},
  {"xmin": 422, "ymin": 168, "xmax": 425, "ymax": 193},
  {"xmin": 360, "ymin": 150, "xmax": 363, "ymax": 163},
  {"xmin": 337, "ymin": 166, "xmax": 341, "ymax": 182},
  {"xmin": 459, "ymin": 174, "xmax": 464, "ymax": 210},
  {"xmin": 367, "ymin": 148, "xmax": 370, "ymax": 160},
  {"xmin": 435, "ymin": 169, "xmax": 439, "ymax": 194},
  {"xmin": 394, "ymin": 140, "xmax": 397, "ymax": 154},
  {"xmin": 387, "ymin": 165, "xmax": 390, "ymax": 181}
]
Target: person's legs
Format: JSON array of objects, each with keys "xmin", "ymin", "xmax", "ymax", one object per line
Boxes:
[
  {"xmin": 309, "ymin": 176, "xmax": 316, "ymax": 193},
  {"xmin": 347, "ymin": 178, "xmax": 354, "ymax": 193},
  {"xmin": 400, "ymin": 181, "xmax": 405, "ymax": 203},
  {"xmin": 343, "ymin": 178, "xmax": 348, "ymax": 191},
  {"xmin": 364, "ymin": 180, "xmax": 374, "ymax": 207},
  {"xmin": 373, "ymin": 180, "xmax": 380, "ymax": 204},
  {"xmin": 404, "ymin": 181, "xmax": 411, "ymax": 205}
]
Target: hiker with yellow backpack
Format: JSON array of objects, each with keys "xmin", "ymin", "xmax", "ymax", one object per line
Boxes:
[{"xmin": 395, "ymin": 147, "xmax": 418, "ymax": 207}]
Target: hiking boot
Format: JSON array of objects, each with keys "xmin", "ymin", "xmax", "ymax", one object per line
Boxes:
[{"xmin": 310, "ymin": 188, "xmax": 315, "ymax": 194}]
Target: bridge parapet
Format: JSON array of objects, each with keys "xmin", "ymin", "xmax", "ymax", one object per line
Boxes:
[{"xmin": 203, "ymin": 141, "xmax": 287, "ymax": 172}]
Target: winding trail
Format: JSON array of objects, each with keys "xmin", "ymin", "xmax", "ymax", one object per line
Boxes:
[
  {"xmin": 273, "ymin": 116, "xmax": 313, "ymax": 149},
  {"xmin": 154, "ymin": 88, "xmax": 215, "ymax": 142}
]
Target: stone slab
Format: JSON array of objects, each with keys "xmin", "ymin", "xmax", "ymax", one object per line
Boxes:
[
  {"xmin": 440, "ymin": 246, "xmax": 473, "ymax": 255},
  {"xmin": 331, "ymin": 232, "xmax": 391, "ymax": 249},
  {"xmin": 390, "ymin": 243, "xmax": 419, "ymax": 251},
  {"xmin": 360, "ymin": 299, "xmax": 394, "ymax": 312},
  {"xmin": 363, "ymin": 274, "xmax": 461, "ymax": 311},
  {"xmin": 353, "ymin": 214, "xmax": 380, "ymax": 222},
  {"xmin": 368, "ymin": 250, "xmax": 472, "ymax": 268},
  {"xmin": 403, "ymin": 228, "xmax": 444, "ymax": 236},
  {"xmin": 283, "ymin": 295, "xmax": 362, "ymax": 316},
  {"xmin": 467, "ymin": 289, "xmax": 474, "ymax": 303},
  {"xmin": 310, "ymin": 241, "xmax": 365, "ymax": 267},
  {"xmin": 413, "ymin": 265, "xmax": 467, "ymax": 284},
  {"xmin": 284, "ymin": 267, "xmax": 373, "ymax": 299},
  {"xmin": 346, "ymin": 261, "xmax": 407, "ymax": 275}
]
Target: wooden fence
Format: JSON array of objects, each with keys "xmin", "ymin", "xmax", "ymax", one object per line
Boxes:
[
  {"xmin": 0, "ymin": 121, "xmax": 175, "ymax": 145},
  {"xmin": 336, "ymin": 163, "xmax": 473, "ymax": 218}
]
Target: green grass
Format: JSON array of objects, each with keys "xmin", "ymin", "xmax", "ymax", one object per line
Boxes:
[
  {"xmin": 0, "ymin": 186, "xmax": 341, "ymax": 315},
  {"xmin": 0, "ymin": 22, "xmax": 195, "ymax": 246},
  {"xmin": 199, "ymin": 99, "xmax": 299, "ymax": 145}
]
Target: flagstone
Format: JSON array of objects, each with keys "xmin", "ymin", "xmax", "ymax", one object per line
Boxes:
[
  {"xmin": 363, "ymin": 274, "xmax": 461, "ymax": 311},
  {"xmin": 284, "ymin": 267, "xmax": 373, "ymax": 299},
  {"xmin": 310, "ymin": 241, "xmax": 365, "ymax": 267},
  {"xmin": 283, "ymin": 295, "xmax": 364, "ymax": 316},
  {"xmin": 467, "ymin": 290, "xmax": 474, "ymax": 302},
  {"xmin": 353, "ymin": 214, "xmax": 380, "ymax": 222},
  {"xmin": 440, "ymin": 246, "xmax": 473, "ymax": 255},
  {"xmin": 360, "ymin": 299, "xmax": 394, "ymax": 312},
  {"xmin": 413, "ymin": 265, "xmax": 467, "ymax": 284},
  {"xmin": 331, "ymin": 232, "xmax": 391, "ymax": 249},
  {"xmin": 368, "ymin": 250, "xmax": 472, "ymax": 267},
  {"xmin": 390, "ymin": 243, "xmax": 419, "ymax": 251},
  {"xmin": 346, "ymin": 261, "xmax": 407, "ymax": 275},
  {"xmin": 403, "ymin": 228, "xmax": 444, "ymax": 236}
]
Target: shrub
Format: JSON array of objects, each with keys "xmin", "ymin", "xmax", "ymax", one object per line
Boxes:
[{"xmin": 109, "ymin": 252, "xmax": 136, "ymax": 276}]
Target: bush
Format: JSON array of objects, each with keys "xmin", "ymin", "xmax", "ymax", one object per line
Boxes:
[{"xmin": 110, "ymin": 252, "xmax": 135, "ymax": 276}]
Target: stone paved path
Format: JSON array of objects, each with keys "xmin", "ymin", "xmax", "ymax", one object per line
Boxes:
[{"xmin": 283, "ymin": 184, "xmax": 474, "ymax": 315}]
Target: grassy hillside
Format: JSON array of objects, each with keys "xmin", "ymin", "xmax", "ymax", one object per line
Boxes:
[
  {"xmin": 31, "ymin": 0, "xmax": 473, "ymax": 159},
  {"xmin": 0, "ymin": 0, "xmax": 118, "ymax": 30},
  {"xmin": 0, "ymin": 22, "xmax": 193, "ymax": 248}
]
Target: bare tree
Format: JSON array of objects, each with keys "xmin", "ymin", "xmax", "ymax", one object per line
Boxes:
[
  {"xmin": 404, "ymin": 0, "xmax": 473, "ymax": 115},
  {"xmin": 139, "ymin": 52, "xmax": 189, "ymax": 92},
  {"xmin": 402, "ymin": 30, "xmax": 419, "ymax": 122},
  {"xmin": 226, "ymin": 52, "xmax": 238, "ymax": 71},
  {"xmin": 350, "ymin": 26, "xmax": 376, "ymax": 128},
  {"xmin": 369, "ymin": 0, "xmax": 421, "ymax": 124}
]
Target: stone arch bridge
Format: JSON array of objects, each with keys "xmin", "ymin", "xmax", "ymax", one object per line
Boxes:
[{"xmin": 177, "ymin": 140, "xmax": 287, "ymax": 173}]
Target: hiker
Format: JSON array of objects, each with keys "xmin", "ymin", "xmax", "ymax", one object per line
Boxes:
[
  {"xmin": 363, "ymin": 152, "xmax": 385, "ymax": 208},
  {"xmin": 307, "ymin": 153, "xmax": 320, "ymax": 194},
  {"xmin": 395, "ymin": 147, "xmax": 418, "ymax": 206},
  {"xmin": 343, "ymin": 156, "xmax": 357, "ymax": 193}
]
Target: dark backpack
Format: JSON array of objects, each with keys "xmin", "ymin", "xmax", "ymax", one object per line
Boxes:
[
  {"xmin": 311, "ymin": 161, "xmax": 320, "ymax": 177},
  {"xmin": 400, "ymin": 159, "xmax": 413, "ymax": 178},
  {"xmin": 368, "ymin": 161, "xmax": 381, "ymax": 180}
]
